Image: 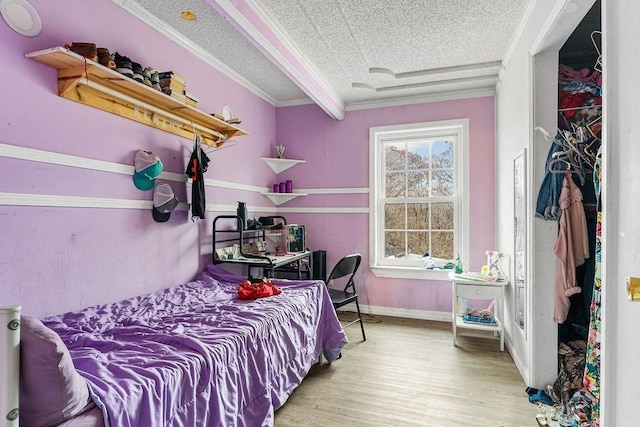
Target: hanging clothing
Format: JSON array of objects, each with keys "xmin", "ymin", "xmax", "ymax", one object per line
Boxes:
[
  {"xmin": 569, "ymin": 160, "xmax": 603, "ymax": 427},
  {"xmin": 535, "ymin": 135, "xmax": 567, "ymax": 221},
  {"xmin": 185, "ymin": 135, "xmax": 210, "ymax": 221},
  {"xmin": 554, "ymin": 173, "xmax": 590, "ymax": 323}
]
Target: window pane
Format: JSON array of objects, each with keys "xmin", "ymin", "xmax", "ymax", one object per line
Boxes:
[
  {"xmin": 432, "ymin": 169, "xmax": 454, "ymax": 196},
  {"xmin": 385, "ymin": 172, "xmax": 405, "ymax": 198},
  {"xmin": 431, "ymin": 231, "xmax": 454, "ymax": 259},
  {"xmin": 385, "ymin": 231, "xmax": 405, "ymax": 258},
  {"xmin": 408, "ymin": 231, "xmax": 429, "ymax": 257},
  {"xmin": 432, "ymin": 202, "xmax": 454, "ymax": 229},
  {"xmin": 407, "ymin": 171, "xmax": 429, "ymax": 197},
  {"xmin": 407, "ymin": 203, "xmax": 428, "ymax": 229},
  {"xmin": 406, "ymin": 140, "xmax": 431, "ymax": 169},
  {"xmin": 433, "ymin": 140, "xmax": 454, "ymax": 168},
  {"xmin": 385, "ymin": 203, "xmax": 405, "ymax": 229},
  {"xmin": 385, "ymin": 143, "xmax": 405, "ymax": 171}
]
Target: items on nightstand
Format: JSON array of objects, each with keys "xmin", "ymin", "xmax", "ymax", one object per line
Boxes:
[
  {"xmin": 462, "ymin": 308, "xmax": 496, "ymax": 324},
  {"xmin": 486, "ymin": 250, "xmax": 508, "ymax": 279},
  {"xmin": 450, "ymin": 272, "xmax": 508, "ymax": 351}
]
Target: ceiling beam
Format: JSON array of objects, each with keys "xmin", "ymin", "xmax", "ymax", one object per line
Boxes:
[{"xmin": 206, "ymin": 0, "xmax": 346, "ymax": 120}]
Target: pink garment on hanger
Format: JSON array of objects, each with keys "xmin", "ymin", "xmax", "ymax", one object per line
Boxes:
[{"xmin": 554, "ymin": 173, "xmax": 590, "ymax": 324}]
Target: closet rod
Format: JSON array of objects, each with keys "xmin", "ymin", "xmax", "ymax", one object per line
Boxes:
[{"xmin": 558, "ymin": 104, "xmax": 602, "ymax": 113}]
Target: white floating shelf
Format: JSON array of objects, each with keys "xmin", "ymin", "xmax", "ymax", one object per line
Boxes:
[
  {"xmin": 262, "ymin": 192, "xmax": 307, "ymax": 206},
  {"xmin": 261, "ymin": 158, "xmax": 306, "ymax": 174}
]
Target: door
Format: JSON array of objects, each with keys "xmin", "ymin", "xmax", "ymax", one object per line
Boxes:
[{"xmin": 601, "ymin": 0, "xmax": 640, "ymax": 423}]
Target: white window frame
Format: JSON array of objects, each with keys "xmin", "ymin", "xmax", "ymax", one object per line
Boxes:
[{"xmin": 369, "ymin": 118, "xmax": 470, "ymax": 280}]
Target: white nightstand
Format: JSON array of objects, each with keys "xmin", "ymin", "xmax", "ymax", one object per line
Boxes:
[{"xmin": 449, "ymin": 272, "xmax": 508, "ymax": 351}]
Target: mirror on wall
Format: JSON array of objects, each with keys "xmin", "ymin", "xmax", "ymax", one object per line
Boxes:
[{"xmin": 514, "ymin": 150, "xmax": 526, "ymax": 333}]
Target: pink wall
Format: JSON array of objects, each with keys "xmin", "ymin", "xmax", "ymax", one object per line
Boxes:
[
  {"xmin": 0, "ymin": 0, "xmax": 277, "ymax": 317},
  {"xmin": 0, "ymin": 0, "xmax": 496, "ymax": 319},
  {"xmin": 276, "ymin": 100, "xmax": 496, "ymax": 313}
]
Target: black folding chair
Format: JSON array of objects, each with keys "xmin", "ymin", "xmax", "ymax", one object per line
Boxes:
[{"xmin": 326, "ymin": 253, "xmax": 366, "ymax": 341}]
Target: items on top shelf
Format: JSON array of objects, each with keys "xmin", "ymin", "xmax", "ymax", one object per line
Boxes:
[{"xmin": 26, "ymin": 46, "xmax": 247, "ymax": 147}]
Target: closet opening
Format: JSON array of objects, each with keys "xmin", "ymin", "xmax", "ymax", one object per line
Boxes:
[
  {"xmin": 540, "ymin": 0, "xmax": 602, "ymax": 424},
  {"xmin": 555, "ymin": 0, "xmax": 601, "ymax": 345}
]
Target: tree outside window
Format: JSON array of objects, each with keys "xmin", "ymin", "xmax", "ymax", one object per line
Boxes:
[{"xmin": 369, "ymin": 119, "xmax": 468, "ymax": 279}]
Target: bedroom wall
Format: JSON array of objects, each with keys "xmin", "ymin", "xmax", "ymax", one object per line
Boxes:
[
  {"xmin": 0, "ymin": 0, "xmax": 278, "ymax": 318},
  {"xmin": 275, "ymin": 98, "xmax": 496, "ymax": 318}
]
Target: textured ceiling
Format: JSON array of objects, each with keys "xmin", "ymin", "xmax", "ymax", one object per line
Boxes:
[{"xmin": 121, "ymin": 0, "xmax": 530, "ymax": 113}]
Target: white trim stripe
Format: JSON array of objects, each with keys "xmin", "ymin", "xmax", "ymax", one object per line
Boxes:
[
  {"xmin": 0, "ymin": 143, "xmax": 132, "ymax": 174},
  {"xmin": 0, "ymin": 191, "xmax": 186, "ymax": 210},
  {"xmin": 303, "ymin": 187, "xmax": 369, "ymax": 194},
  {"xmin": 0, "ymin": 192, "xmax": 369, "ymax": 214},
  {"xmin": 0, "ymin": 142, "xmax": 370, "ymax": 211},
  {"xmin": 277, "ymin": 207, "xmax": 369, "ymax": 214}
]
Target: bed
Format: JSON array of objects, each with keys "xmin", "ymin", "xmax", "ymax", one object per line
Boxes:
[{"xmin": 4, "ymin": 264, "xmax": 348, "ymax": 427}]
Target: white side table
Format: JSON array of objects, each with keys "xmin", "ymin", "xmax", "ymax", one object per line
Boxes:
[{"xmin": 449, "ymin": 272, "xmax": 508, "ymax": 351}]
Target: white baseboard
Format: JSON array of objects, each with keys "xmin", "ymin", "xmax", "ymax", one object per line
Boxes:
[{"xmin": 338, "ymin": 303, "xmax": 452, "ymax": 323}]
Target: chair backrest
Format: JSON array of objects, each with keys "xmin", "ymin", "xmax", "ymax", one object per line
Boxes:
[{"xmin": 326, "ymin": 254, "xmax": 361, "ymax": 292}]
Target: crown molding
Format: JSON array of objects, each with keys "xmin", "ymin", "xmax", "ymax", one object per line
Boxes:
[
  {"xmin": 113, "ymin": 0, "xmax": 277, "ymax": 106},
  {"xmin": 345, "ymin": 87, "xmax": 496, "ymax": 112},
  {"xmin": 210, "ymin": 0, "xmax": 345, "ymax": 120},
  {"xmin": 276, "ymin": 98, "xmax": 315, "ymax": 108}
]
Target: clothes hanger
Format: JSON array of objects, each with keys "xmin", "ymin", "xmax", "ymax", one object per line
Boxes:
[
  {"xmin": 549, "ymin": 152, "xmax": 586, "ymax": 186},
  {"xmin": 591, "ymin": 31, "xmax": 602, "ymax": 72}
]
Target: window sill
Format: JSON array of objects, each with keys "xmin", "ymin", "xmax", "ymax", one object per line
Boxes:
[{"xmin": 370, "ymin": 266, "xmax": 452, "ymax": 281}]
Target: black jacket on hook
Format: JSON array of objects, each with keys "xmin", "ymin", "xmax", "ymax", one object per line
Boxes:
[{"xmin": 185, "ymin": 135, "xmax": 210, "ymax": 220}]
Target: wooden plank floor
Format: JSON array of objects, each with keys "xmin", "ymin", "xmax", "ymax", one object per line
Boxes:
[{"xmin": 275, "ymin": 314, "xmax": 544, "ymax": 427}]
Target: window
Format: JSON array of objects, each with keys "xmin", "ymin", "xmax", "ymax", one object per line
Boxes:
[{"xmin": 369, "ymin": 119, "xmax": 469, "ymax": 279}]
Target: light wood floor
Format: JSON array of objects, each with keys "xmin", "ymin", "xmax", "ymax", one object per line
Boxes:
[{"xmin": 274, "ymin": 314, "xmax": 543, "ymax": 427}]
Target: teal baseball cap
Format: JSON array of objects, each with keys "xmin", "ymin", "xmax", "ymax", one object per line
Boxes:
[{"xmin": 133, "ymin": 150, "xmax": 163, "ymax": 191}]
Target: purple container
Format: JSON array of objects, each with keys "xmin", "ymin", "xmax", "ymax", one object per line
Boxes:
[
  {"xmin": 273, "ymin": 183, "xmax": 280, "ymax": 193},
  {"xmin": 285, "ymin": 180, "xmax": 292, "ymax": 193},
  {"xmin": 279, "ymin": 182, "xmax": 286, "ymax": 193}
]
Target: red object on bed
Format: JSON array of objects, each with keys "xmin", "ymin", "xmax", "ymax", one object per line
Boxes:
[{"xmin": 237, "ymin": 277, "xmax": 282, "ymax": 300}]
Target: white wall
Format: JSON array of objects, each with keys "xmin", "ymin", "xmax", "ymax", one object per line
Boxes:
[
  {"xmin": 496, "ymin": 0, "xmax": 560, "ymax": 388},
  {"xmin": 496, "ymin": 0, "xmax": 597, "ymax": 389},
  {"xmin": 498, "ymin": 0, "xmax": 640, "ymax": 424},
  {"xmin": 602, "ymin": 0, "xmax": 640, "ymax": 424}
]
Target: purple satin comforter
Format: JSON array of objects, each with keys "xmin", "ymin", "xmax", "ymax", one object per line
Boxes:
[{"xmin": 42, "ymin": 265, "xmax": 348, "ymax": 427}]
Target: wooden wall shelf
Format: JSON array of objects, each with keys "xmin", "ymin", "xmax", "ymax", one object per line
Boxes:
[{"xmin": 26, "ymin": 46, "xmax": 248, "ymax": 147}]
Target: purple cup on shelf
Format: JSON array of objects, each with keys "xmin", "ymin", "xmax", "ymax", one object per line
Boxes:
[
  {"xmin": 285, "ymin": 180, "xmax": 292, "ymax": 193},
  {"xmin": 279, "ymin": 182, "xmax": 286, "ymax": 193},
  {"xmin": 273, "ymin": 183, "xmax": 279, "ymax": 193}
]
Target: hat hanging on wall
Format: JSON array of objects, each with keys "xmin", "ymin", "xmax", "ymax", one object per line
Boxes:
[
  {"xmin": 0, "ymin": 0, "xmax": 42, "ymax": 37},
  {"xmin": 152, "ymin": 183, "xmax": 178, "ymax": 222},
  {"xmin": 133, "ymin": 150, "xmax": 163, "ymax": 190}
]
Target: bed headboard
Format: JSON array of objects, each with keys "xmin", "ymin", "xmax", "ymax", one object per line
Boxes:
[{"xmin": 0, "ymin": 305, "xmax": 20, "ymax": 426}]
